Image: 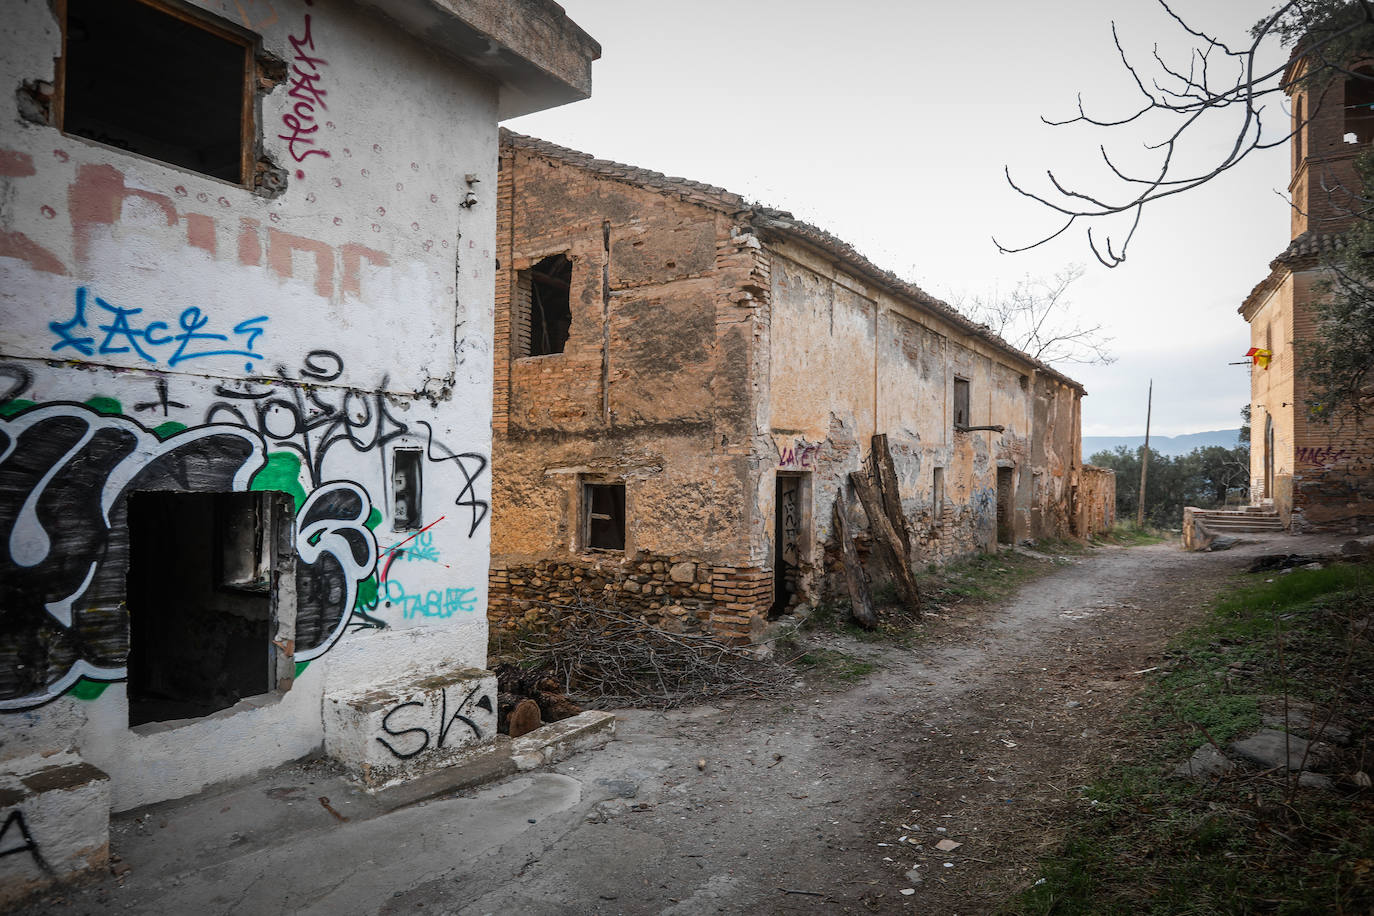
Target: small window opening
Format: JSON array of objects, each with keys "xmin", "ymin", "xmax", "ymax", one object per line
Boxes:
[
  {"xmin": 1294, "ymin": 96, "xmax": 1305, "ymax": 162},
  {"xmin": 1344, "ymin": 69, "xmax": 1374, "ymax": 145},
  {"xmin": 953, "ymin": 378, "xmax": 971, "ymax": 429},
  {"xmin": 61, "ymin": 0, "xmax": 252, "ymax": 183},
  {"xmin": 517, "ymin": 254, "xmax": 573, "ymax": 357},
  {"xmin": 583, "ymin": 482, "xmax": 626, "ymax": 551},
  {"xmin": 932, "ymin": 467, "xmax": 945, "ymax": 523},
  {"xmin": 392, "ymin": 448, "xmax": 423, "ymax": 531},
  {"xmin": 126, "ymin": 490, "xmax": 292, "ymax": 726}
]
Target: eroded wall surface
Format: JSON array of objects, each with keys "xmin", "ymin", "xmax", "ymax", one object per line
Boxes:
[
  {"xmin": 490, "ymin": 146, "xmax": 769, "ymax": 641},
  {"xmin": 761, "ymin": 239, "xmax": 1086, "ymax": 598},
  {"xmin": 0, "ymin": 0, "xmax": 497, "ymax": 809}
]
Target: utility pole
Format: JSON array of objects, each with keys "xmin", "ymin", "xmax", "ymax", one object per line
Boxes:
[{"xmin": 1137, "ymin": 379, "xmax": 1152, "ymax": 528}]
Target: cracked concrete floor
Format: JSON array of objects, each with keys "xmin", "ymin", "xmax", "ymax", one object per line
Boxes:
[{"xmin": 18, "ymin": 534, "xmax": 1345, "ymax": 916}]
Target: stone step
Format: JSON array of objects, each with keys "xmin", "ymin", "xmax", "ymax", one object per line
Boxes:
[{"xmin": 0, "ymin": 754, "xmax": 111, "ymax": 906}]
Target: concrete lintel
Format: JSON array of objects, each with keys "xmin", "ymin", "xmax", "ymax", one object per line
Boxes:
[{"xmin": 351, "ymin": 0, "xmax": 600, "ymax": 119}]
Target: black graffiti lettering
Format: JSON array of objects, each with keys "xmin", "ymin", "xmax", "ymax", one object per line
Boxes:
[
  {"xmin": 133, "ymin": 378, "xmax": 189, "ymax": 416},
  {"xmin": 375, "ymin": 700, "xmax": 430, "ymax": 760},
  {"xmin": 300, "ymin": 349, "xmax": 344, "ymax": 382},
  {"xmin": 436, "ymin": 684, "xmax": 484, "ymax": 747},
  {"xmin": 0, "ymin": 810, "xmax": 53, "ymax": 874},
  {"xmin": 0, "ymin": 364, "xmax": 33, "ymax": 408}
]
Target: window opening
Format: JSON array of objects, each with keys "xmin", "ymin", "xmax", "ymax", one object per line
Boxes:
[
  {"xmin": 932, "ymin": 467, "xmax": 945, "ymax": 525},
  {"xmin": 1344, "ymin": 69, "xmax": 1374, "ymax": 144},
  {"xmin": 583, "ymin": 482, "xmax": 626, "ymax": 551},
  {"xmin": 127, "ymin": 490, "xmax": 292, "ymax": 726},
  {"xmin": 392, "ymin": 448, "xmax": 423, "ymax": 531},
  {"xmin": 517, "ymin": 254, "xmax": 572, "ymax": 357},
  {"xmin": 60, "ymin": 0, "xmax": 253, "ymax": 183},
  {"xmin": 1294, "ymin": 96, "xmax": 1305, "ymax": 162},
  {"xmin": 953, "ymin": 378, "xmax": 970, "ymax": 429}
]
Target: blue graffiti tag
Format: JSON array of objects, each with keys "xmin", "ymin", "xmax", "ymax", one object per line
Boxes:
[
  {"xmin": 380, "ymin": 580, "xmax": 476, "ymax": 619},
  {"xmin": 49, "ymin": 287, "xmax": 268, "ymax": 371},
  {"xmin": 402, "ymin": 531, "xmax": 441, "ymax": 564}
]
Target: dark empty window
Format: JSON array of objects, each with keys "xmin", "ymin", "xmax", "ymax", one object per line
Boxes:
[
  {"xmin": 126, "ymin": 490, "xmax": 292, "ymax": 726},
  {"xmin": 517, "ymin": 254, "xmax": 572, "ymax": 357},
  {"xmin": 392, "ymin": 449, "xmax": 423, "ymax": 531},
  {"xmin": 1345, "ymin": 70, "xmax": 1374, "ymax": 145},
  {"xmin": 584, "ymin": 483, "xmax": 625, "ymax": 551},
  {"xmin": 953, "ymin": 378, "xmax": 970, "ymax": 429},
  {"xmin": 1294, "ymin": 96, "xmax": 1305, "ymax": 161},
  {"xmin": 61, "ymin": 0, "xmax": 252, "ymax": 183}
]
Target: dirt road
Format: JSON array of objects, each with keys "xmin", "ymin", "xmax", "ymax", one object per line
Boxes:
[{"xmin": 401, "ymin": 536, "xmax": 1339, "ymax": 916}]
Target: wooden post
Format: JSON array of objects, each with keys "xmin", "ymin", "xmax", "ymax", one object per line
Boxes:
[
  {"xmin": 849, "ymin": 471, "xmax": 922, "ymax": 615},
  {"xmin": 832, "ymin": 491, "xmax": 877, "ymax": 629},
  {"xmin": 1137, "ymin": 379, "xmax": 1152, "ymax": 528},
  {"xmin": 871, "ymin": 434, "xmax": 912, "ymax": 559}
]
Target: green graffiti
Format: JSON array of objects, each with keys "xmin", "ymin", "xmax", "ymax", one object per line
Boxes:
[
  {"xmin": 365, "ymin": 508, "xmax": 382, "ymax": 531},
  {"xmin": 250, "ymin": 451, "xmax": 308, "ymax": 511},
  {"xmin": 70, "ymin": 678, "xmax": 110, "ymax": 701},
  {"xmin": 153, "ymin": 420, "xmax": 188, "ymax": 439},
  {"xmin": 0, "ymin": 399, "xmax": 35, "ymax": 417},
  {"xmin": 294, "ymin": 660, "xmax": 310, "ymax": 678},
  {"xmin": 355, "ymin": 574, "xmax": 379, "ymax": 611},
  {"xmin": 84, "ymin": 396, "xmax": 122, "ymax": 415}
]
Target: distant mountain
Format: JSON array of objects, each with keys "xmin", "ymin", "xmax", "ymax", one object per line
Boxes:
[{"xmin": 1083, "ymin": 429, "xmax": 1244, "ymax": 461}]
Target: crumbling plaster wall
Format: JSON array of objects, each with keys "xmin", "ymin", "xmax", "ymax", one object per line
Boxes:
[
  {"xmin": 0, "ymin": 0, "xmax": 499, "ymax": 809},
  {"xmin": 760, "ymin": 238, "xmax": 1082, "ymax": 598},
  {"xmin": 490, "ymin": 147, "xmax": 769, "ymax": 637}
]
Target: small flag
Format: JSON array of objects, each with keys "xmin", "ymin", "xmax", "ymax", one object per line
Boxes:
[{"xmin": 1245, "ymin": 347, "xmax": 1272, "ymax": 369}]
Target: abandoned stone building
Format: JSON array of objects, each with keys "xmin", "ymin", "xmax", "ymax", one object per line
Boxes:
[
  {"xmin": 490, "ymin": 132, "xmax": 1114, "ymax": 642},
  {"xmin": 1239, "ymin": 48, "xmax": 1374, "ymax": 532},
  {"xmin": 0, "ymin": 0, "xmax": 597, "ymax": 900}
]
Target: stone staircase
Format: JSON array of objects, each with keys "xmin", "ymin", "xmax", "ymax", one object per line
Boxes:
[{"xmin": 1189, "ymin": 505, "xmax": 1285, "ymax": 533}]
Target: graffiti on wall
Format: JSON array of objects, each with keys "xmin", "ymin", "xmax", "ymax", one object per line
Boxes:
[
  {"xmin": 1296, "ymin": 446, "xmax": 1351, "ymax": 469},
  {"xmin": 375, "ymin": 683, "xmax": 494, "ymax": 760},
  {"xmin": 774, "ymin": 435, "xmax": 821, "ymax": 470},
  {"xmin": 280, "ymin": 8, "xmax": 333, "ymax": 177},
  {"xmin": 0, "ymin": 810, "xmax": 49, "ymax": 873},
  {"xmin": 0, "ymin": 157, "xmax": 388, "ymax": 301},
  {"xmin": 49, "ymin": 286, "xmax": 268, "ymax": 372},
  {"xmin": 0, "ymin": 399, "xmax": 383, "ymax": 708}
]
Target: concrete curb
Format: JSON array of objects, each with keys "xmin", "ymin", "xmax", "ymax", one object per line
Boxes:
[{"xmin": 371, "ymin": 710, "xmax": 617, "ymax": 811}]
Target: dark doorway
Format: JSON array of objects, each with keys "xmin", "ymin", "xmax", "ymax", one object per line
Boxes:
[
  {"xmin": 126, "ymin": 491, "xmax": 291, "ymax": 726},
  {"xmin": 772, "ymin": 474, "xmax": 805, "ymax": 618},
  {"xmin": 996, "ymin": 467, "xmax": 1014, "ymax": 545},
  {"xmin": 1264, "ymin": 415, "xmax": 1274, "ymax": 499}
]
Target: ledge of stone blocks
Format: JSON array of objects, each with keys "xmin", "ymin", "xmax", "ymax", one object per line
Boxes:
[
  {"xmin": 0, "ymin": 753, "xmax": 111, "ymax": 907},
  {"xmin": 509, "ymin": 711, "xmax": 618, "ymax": 772}
]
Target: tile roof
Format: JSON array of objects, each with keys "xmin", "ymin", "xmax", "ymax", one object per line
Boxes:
[{"xmin": 501, "ymin": 129, "xmax": 1087, "ymax": 393}]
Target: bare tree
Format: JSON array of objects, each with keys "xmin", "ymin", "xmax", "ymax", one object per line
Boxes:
[
  {"xmin": 956, "ymin": 265, "xmax": 1115, "ymax": 366},
  {"xmin": 996, "ymin": 0, "xmax": 1374, "ymax": 268}
]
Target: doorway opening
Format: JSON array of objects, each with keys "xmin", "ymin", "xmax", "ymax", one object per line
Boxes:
[
  {"xmin": 1264, "ymin": 414, "xmax": 1274, "ymax": 499},
  {"xmin": 126, "ymin": 490, "xmax": 293, "ymax": 727},
  {"xmin": 772, "ymin": 473, "xmax": 807, "ymax": 618},
  {"xmin": 996, "ymin": 467, "xmax": 1014, "ymax": 545}
]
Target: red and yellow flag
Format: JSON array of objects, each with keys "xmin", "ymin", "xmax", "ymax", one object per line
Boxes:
[{"xmin": 1245, "ymin": 347, "xmax": 1272, "ymax": 369}]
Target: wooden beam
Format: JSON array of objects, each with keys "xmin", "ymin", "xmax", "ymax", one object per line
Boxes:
[
  {"xmin": 871, "ymin": 434, "xmax": 912, "ymax": 559},
  {"xmin": 849, "ymin": 471, "xmax": 922, "ymax": 616},
  {"xmin": 832, "ymin": 491, "xmax": 877, "ymax": 629}
]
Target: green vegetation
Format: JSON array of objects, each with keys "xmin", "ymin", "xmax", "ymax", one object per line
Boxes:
[
  {"xmin": 1089, "ymin": 522, "xmax": 1168, "ymax": 548},
  {"xmin": 922, "ymin": 550, "xmax": 1065, "ymax": 607},
  {"xmin": 1005, "ymin": 563, "xmax": 1374, "ymax": 916},
  {"xmin": 1090, "ymin": 437, "xmax": 1250, "ymax": 529},
  {"xmin": 794, "ymin": 647, "xmax": 876, "ymax": 683}
]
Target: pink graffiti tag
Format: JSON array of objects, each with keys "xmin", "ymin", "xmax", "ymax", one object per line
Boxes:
[
  {"xmin": 1296, "ymin": 446, "xmax": 1350, "ymax": 468},
  {"xmin": 776, "ymin": 440, "xmax": 820, "ymax": 470},
  {"xmin": 279, "ymin": 14, "xmax": 331, "ymax": 170}
]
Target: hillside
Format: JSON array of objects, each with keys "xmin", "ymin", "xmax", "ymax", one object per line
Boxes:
[{"xmin": 1083, "ymin": 428, "xmax": 1244, "ymax": 461}]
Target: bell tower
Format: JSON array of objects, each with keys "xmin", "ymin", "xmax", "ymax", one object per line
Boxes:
[{"xmin": 1287, "ymin": 59, "xmax": 1374, "ymax": 239}]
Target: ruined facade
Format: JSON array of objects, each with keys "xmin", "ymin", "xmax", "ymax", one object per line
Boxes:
[
  {"xmin": 1240, "ymin": 52, "xmax": 1374, "ymax": 532},
  {"xmin": 490, "ymin": 134, "xmax": 1109, "ymax": 642},
  {"xmin": 0, "ymin": 0, "xmax": 596, "ymax": 900}
]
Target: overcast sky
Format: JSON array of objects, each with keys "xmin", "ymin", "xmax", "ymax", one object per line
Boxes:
[{"xmin": 505, "ymin": 0, "xmax": 1292, "ymax": 437}]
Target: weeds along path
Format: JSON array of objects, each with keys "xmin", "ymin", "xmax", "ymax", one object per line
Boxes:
[{"xmin": 416, "ymin": 537, "xmax": 1341, "ymax": 916}]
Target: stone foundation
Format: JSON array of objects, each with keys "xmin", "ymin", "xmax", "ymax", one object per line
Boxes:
[{"xmin": 489, "ymin": 553, "xmax": 772, "ymax": 642}]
